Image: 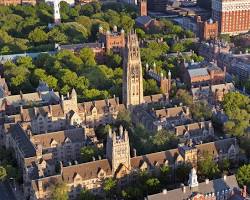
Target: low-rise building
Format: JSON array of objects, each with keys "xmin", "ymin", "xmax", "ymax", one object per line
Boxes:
[
  {"xmin": 133, "ymin": 105, "xmax": 192, "ymax": 131},
  {"xmin": 175, "ymin": 121, "xmax": 214, "ymax": 143},
  {"xmin": 181, "ymin": 60, "xmax": 226, "ymax": 88},
  {"xmin": 29, "ymin": 128, "xmax": 239, "ymax": 199},
  {"xmin": 191, "ymin": 83, "xmax": 235, "ymax": 103},
  {"xmin": 147, "ymin": 169, "xmax": 245, "ymax": 200}
]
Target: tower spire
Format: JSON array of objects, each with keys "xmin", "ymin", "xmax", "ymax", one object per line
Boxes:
[
  {"xmin": 53, "ymin": 0, "xmax": 61, "ymax": 24},
  {"xmin": 122, "ymin": 32, "xmax": 144, "ymax": 108}
]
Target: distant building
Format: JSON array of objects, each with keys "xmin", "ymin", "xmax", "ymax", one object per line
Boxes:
[
  {"xmin": 198, "ymin": 41, "xmax": 230, "ymax": 62},
  {"xmin": 28, "ymin": 129, "xmax": 239, "ymax": 199},
  {"xmin": 99, "ymin": 26, "xmax": 125, "ymax": 54},
  {"xmin": 212, "ymin": 0, "xmax": 250, "ymax": 35},
  {"xmin": 0, "ymin": 0, "xmax": 35, "ymax": 5},
  {"xmin": 0, "ymin": 76, "xmax": 10, "ymax": 98},
  {"xmin": 145, "ymin": 63, "xmax": 172, "ymax": 94},
  {"xmin": 180, "ymin": 60, "xmax": 226, "ymax": 88},
  {"xmin": 191, "ymin": 83, "xmax": 235, "ymax": 103},
  {"xmin": 196, "ymin": 16, "xmax": 218, "ymax": 40},
  {"xmin": 174, "ymin": 121, "xmax": 214, "ymax": 143},
  {"xmin": 135, "ymin": 0, "xmax": 159, "ymax": 32},
  {"xmin": 147, "ymin": 168, "xmax": 245, "ymax": 200},
  {"xmin": 217, "ymin": 52, "xmax": 250, "ymax": 81},
  {"xmin": 133, "ymin": 105, "xmax": 192, "ymax": 131},
  {"xmin": 139, "ymin": 0, "xmax": 148, "ymax": 16}
]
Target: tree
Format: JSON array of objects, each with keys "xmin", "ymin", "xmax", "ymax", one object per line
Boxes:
[
  {"xmin": 174, "ymin": 89, "xmax": 193, "ymax": 106},
  {"xmin": 80, "ymin": 146, "xmax": 97, "ymax": 163},
  {"xmin": 103, "ymin": 178, "xmax": 117, "ymax": 199},
  {"xmin": 144, "ymin": 79, "xmax": 160, "ymax": 96},
  {"xmin": 79, "ymin": 190, "xmax": 96, "ymax": 200},
  {"xmin": 223, "ymin": 92, "xmax": 250, "ymax": 136},
  {"xmin": 51, "ymin": 182, "xmax": 68, "ymax": 200},
  {"xmin": 0, "ymin": 166, "xmax": 7, "ymax": 181},
  {"xmin": 121, "ymin": 186, "xmax": 143, "ymax": 200},
  {"xmin": 145, "ymin": 178, "xmax": 160, "ymax": 194},
  {"xmin": 176, "ymin": 163, "xmax": 192, "ymax": 182},
  {"xmin": 236, "ymin": 164, "xmax": 250, "ymax": 188},
  {"xmin": 28, "ymin": 28, "xmax": 48, "ymax": 44},
  {"xmin": 191, "ymin": 101, "xmax": 212, "ymax": 121},
  {"xmin": 160, "ymin": 165, "xmax": 172, "ymax": 185},
  {"xmin": 198, "ymin": 153, "xmax": 220, "ymax": 179},
  {"xmin": 79, "ymin": 48, "xmax": 96, "ymax": 67}
]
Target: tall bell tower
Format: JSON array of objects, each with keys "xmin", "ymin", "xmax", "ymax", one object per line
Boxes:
[{"xmin": 122, "ymin": 32, "xmax": 144, "ymax": 108}]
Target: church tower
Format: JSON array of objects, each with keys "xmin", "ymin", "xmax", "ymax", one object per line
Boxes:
[
  {"xmin": 106, "ymin": 125, "xmax": 131, "ymax": 175},
  {"xmin": 53, "ymin": 0, "xmax": 61, "ymax": 24},
  {"xmin": 122, "ymin": 32, "xmax": 144, "ymax": 108},
  {"xmin": 139, "ymin": 0, "xmax": 147, "ymax": 16}
]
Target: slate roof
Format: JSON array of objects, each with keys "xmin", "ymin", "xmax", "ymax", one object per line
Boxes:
[
  {"xmin": 10, "ymin": 124, "xmax": 36, "ymax": 158},
  {"xmin": 135, "ymin": 16, "xmax": 154, "ymax": 26},
  {"xmin": 147, "ymin": 175, "xmax": 240, "ymax": 200},
  {"xmin": 188, "ymin": 68, "xmax": 209, "ymax": 78},
  {"xmin": 31, "ymin": 128, "xmax": 85, "ymax": 149}
]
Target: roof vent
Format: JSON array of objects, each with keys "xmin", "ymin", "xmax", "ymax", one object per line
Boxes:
[{"xmin": 162, "ymin": 189, "xmax": 167, "ymax": 194}]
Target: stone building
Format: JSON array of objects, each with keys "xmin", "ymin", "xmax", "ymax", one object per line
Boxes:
[
  {"xmin": 191, "ymin": 83, "xmax": 235, "ymax": 103},
  {"xmin": 146, "ymin": 63, "xmax": 172, "ymax": 94},
  {"xmin": 0, "ymin": 76, "xmax": 10, "ymax": 98},
  {"xmin": 0, "ymin": 90, "xmax": 60, "ymax": 116},
  {"xmin": 217, "ymin": 52, "xmax": 250, "ymax": 81},
  {"xmin": 122, "ymin": 32, "xmax": 144, "ymax": 108},
  {"xmin": 4, "ymin": 123, "xmax": 89, "ymax": 199},
  {"xmin": 132, "ymin": 105, "xmax": 192, "ymax": 131},
  {"xmin": 147, "ymin": 169, "xmax": 245, "ymax": 200},
  {"xmin": 29, "ymin": 130, "xmax": 239, "ymax": 199},
  {"xmin": 174, "ymin": 121, "xmax": 214, "ymax": 143},
  {"xmin": 198, "ymin": 41, "xmax": 230, "ymax": 62},
  {"xmin": 139, "ymin": 0, "xmax": 147, "ymax": 16}
]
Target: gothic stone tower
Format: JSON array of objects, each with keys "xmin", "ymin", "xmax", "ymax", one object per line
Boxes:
[
  {"xmin": 122, "ymin": 32, "xmax": 144, "ymax": 108},
  {"xmin": 139, "ymin": 0, "xmax": 147, "ymax": 16},
  {"xmin": 106, "ymin": 125, "xmax": 131, "ymax": 175}
]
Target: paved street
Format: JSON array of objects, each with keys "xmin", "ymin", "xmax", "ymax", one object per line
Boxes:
[{"xmin": 0, "ymin": 181, "xmax": 16, "ymax": 200}]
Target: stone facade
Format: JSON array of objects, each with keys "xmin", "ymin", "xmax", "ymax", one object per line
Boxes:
[
  {"xmin": 146, "ymin": 63, "xmax": 172, "ymax": 94},
  {"xmin": 122, "ymin": 32, "xmax": 144, "ymax": 108},
  {"xmin": 133, "ymin": 105, "xmax": 192, "ymax": 131},
  {"xmin": 30, "ymin": 132, "xmax": 239, "ymax": 200},
  {"xmin": 191, "ymin": 83, "xmax": 235, "ymax": 103},
  {"xmin": 174, "ymin": 121, "xmax": 214, "ymax": 143}
]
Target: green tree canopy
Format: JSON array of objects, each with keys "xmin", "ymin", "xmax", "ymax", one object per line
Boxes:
[{"xmin": 51, "ymin": 182, "xmax": 68, "ymax": 200}]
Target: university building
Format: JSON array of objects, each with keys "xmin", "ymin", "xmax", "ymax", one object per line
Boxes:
[{"xmin": 212, "ymin": 0, "xmax": 250, "ymax": 35}]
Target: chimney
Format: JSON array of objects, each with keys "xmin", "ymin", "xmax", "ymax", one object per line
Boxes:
[
  {"xmin": 205, "ymin": 178, "xmax": 209, "ymax": 184},
  {"xmin": 223, "ymin": 174, "xmax": 227, "ymax": 181},
  {"xmin": 133, "ymin": 148, "xmax": 137, "ymax": 157},
  {"xmin": 241, "ymin": 185, "xmax": 247, "ymax": 198},
  {"xmin": 162, "ymin": 189, "xmax": 167, "ymax": 195},
  {"xmin": 181, "ymin": 183, "xmax": 186, "ymax": 193}
]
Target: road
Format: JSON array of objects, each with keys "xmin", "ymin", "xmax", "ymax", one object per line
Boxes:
[{"xmin": 0, "ymin": 181, "xmax": 16, "ymax": 200}]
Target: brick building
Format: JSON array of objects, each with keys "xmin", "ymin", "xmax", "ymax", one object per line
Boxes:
[
  {"xmin": 212, "ymin": 0, "xmax": 250, "ymax": 35},
  {"xmin": 99, "ymin": 26, "xmax": 125, "ymax": 54},
  {"xmin": 196, "ymin": 16, "xmax": 218, "ymax": 40},
  {"xmin": 0, "ymin": 0, "xmax": 36, "ymax": 5},
  {"xmin": 139, "ymin": 0, "xmax": 147, "ymax": 16},
  {"xmin": 181, "ymin": 60, "xmax": 226, "ymax": 88}
]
